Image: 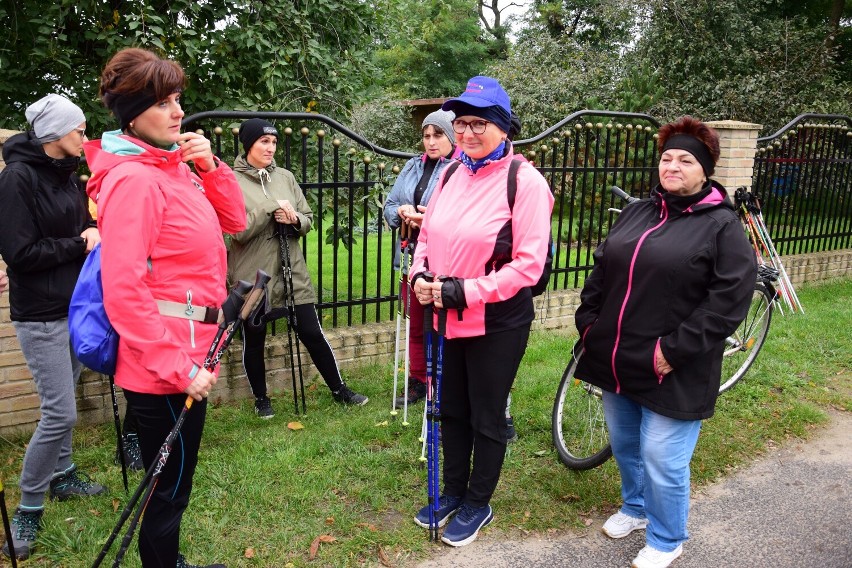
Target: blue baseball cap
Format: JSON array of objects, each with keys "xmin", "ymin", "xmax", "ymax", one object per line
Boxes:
[{"xmin": 442, "ymin": 76, "xmax": 511, "ymax": 116}]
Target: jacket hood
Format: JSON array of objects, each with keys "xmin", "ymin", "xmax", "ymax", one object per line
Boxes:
[
  {"xmin": 233, "ymin": 154, "xmax": 276, "ymax": 179},
  {"xmin": 3, "ymin": 131, "xmax": 80, "ymax": 180},
  {"xmin": 651, "ymin": 180, "xmax": 733, "ymax": 216},
  {"xmin": 84, "ymin": 130, "xmax": 182, "ymax": 202}
]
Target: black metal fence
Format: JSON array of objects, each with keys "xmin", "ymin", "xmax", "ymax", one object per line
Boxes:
[
  {"xmin": 752, "ymin": 114, "xmax": 852, "ymax": 256},
  {"xmin": 183, "ymin": 110, "xmax": 661, "ymax": 327},
  {"xmin": 180, "ymin": 110, "xmax": 851, "ymax": 328}
]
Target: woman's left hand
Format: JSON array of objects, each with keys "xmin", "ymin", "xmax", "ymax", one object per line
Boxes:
[
  {"xmin": 275, "ymin": 200, "xmax": 298, "ymax": 224},
  {"xmin": 178, "ymin": 132, "xmax": 217, "ymax": 172},
  {"xmin": 413, "ymin": 279, "xmax": 442, "ymax": 308},
  {"xmin": 655, "ymin": 344, "xmax": 673, "ymax": 376},
  {"xmin": 80, "ymin": 227, "xmax": 101, "ymax": 253}
]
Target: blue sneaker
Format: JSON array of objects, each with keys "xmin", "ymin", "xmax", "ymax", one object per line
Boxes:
[
  {"xmin": 440, "ymin": 503, "xmax": 493, "ymax": 547},
  {"xmin": 414, "ymin": 495, "xmax": 463, "ymax": 528}
]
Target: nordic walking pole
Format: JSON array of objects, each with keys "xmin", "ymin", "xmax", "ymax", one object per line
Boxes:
[
  {"xmin": 278, "ymin": 223, "xmax": 306, "ymax": 414},
  {"xmin": 401, "ymin": 233, "xmax": 414, "ymax": 426},
  {"xmin": 1, "ymin": 478, "xmax": 17, "ymax": 567},
  {"xmin": 391, "ymin": 223, "xmax": 409, "ymax": 417},
  {"xmin": 91, "ymin": 273, "xmax": 267, "ymax": 568},
  {"xmin": 421, "ymin": 271, "xmax": 442, "ymax": 541},
  {"xmin": 109, "ymin": 375, "xmax": 128, "ymax": 493}
]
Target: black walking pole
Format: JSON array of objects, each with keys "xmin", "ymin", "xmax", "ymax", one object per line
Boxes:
[
  {"xmin": 91, "ymin": 273, "xmax": 268, "ymax": 568},
  {"xmin": 277, "ymin": 223, "xmax": 306, "ymax": 414},
  {"xmin": 108, "ymin": 375, "xmax": 128, "ymax": 493},
  {"xmin": 1, "ymin": 478, "xmax": 18, "ymax": 567}
]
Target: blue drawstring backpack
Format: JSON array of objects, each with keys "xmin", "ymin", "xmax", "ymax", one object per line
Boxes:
[{"xmin": 69, "ymin": 243, "xmax": 119, "ymax": 375}]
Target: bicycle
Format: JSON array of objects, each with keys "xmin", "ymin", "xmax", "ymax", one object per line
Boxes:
[{"xmin": 551, "ymin": 186, "xmax": 779, "ymax": 470}]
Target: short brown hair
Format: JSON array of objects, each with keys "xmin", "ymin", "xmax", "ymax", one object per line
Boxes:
[
  {"xmin": 99, "ymin": 48, "xmax": 186, "ymax": 108},
  {"xmin": 657, "ymin": 116, "xmax": 720, "ymax": 165}
]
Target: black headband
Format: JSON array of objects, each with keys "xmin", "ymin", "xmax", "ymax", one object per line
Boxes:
[
  {"xmin": 107, "ymin": 85, "xmax": 160, "ymax": 130},
  {"xmin": 662, "ymin": 134, "xmax": 714, "ymax": 177}
]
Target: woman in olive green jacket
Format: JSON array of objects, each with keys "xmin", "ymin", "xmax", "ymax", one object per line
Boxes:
[{"xmin": 228, "ymin": 119, "xmax": 368, "ymax": 417}]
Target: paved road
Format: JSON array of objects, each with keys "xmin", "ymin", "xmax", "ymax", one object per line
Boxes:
[{"xmin": 415, "ymin": 410, "xmax": 852, "ymax": 568}]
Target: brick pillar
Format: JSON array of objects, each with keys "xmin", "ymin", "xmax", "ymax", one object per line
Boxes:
[{"xmin": 704, "ymin": 120, "xmax": 762, "ymax": 197}]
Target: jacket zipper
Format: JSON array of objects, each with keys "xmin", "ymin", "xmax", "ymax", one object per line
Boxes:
[{"xmin": 610, "ymin": 200, "xmax": 668, "ymax": 393}]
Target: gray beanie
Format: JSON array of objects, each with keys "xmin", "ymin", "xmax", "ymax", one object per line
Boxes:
[
  {"xmin": 422, "ymin": 109, "xmax": 456, "ymax": 146},
  {"xmin": 25, "ymin": 94, "xmax": 86, "ymax": 143}
]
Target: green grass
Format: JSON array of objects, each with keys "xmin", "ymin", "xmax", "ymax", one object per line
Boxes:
[{"xmin": 1, "ymin": 279, "xmax": 849, "ymax": 567}]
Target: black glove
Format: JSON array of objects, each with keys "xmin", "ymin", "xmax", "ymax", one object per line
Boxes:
[{"xmin": 440, "ymin": 277, "xmax": 467, "ymax": 310}]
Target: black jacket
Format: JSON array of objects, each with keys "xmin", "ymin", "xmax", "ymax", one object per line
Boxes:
[
  {"xmin": 0, "ymin": 131, "xmax": 94, "ymax": 321},
  {"xmin": 574, "ymin": 182, "xmax": 757, "ymax": 420}
]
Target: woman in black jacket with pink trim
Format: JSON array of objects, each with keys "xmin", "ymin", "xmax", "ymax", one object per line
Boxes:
[{"xmin": 574, "ymin": 116, "xmax": 756, "ymax": 568}]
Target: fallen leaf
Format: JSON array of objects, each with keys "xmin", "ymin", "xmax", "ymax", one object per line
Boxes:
[
  {"xmin": 357, "ymin": 522, "xmax": 378, "ymax": 531},
  {"xmin": 287, "ymin": 421, "xmax": 305, "ymax": 430},
  {"xmin": 534, "ymin": 450, "xmax": 547, "ymax": 456},
  {"xmin": 244, "ymin": 548, "xmax": 255, "ymax": 559},
  {"xmin": 375, "ymin": 420, "xmax": 389, "ymax": 427},
  {"xmin": 524, "ymin": 511, "xmax": 531, "ymax": 519},
  {"xmin": 325, "ymin": 517, "xmax": 335, "ymax": 525},
  {"xmin": 377, "ymin": 544, "xmax": 393, "ymax": 567},
  {"xmin": 89, "ymin": 509, "xmax": 101, "ymax": 517},
  {"xmin": 583, "ymin": 517, "xmax": 593, "ymax": 526},
  {"xmin": 112, "ymin": 498, "xmax": 120, "ymax": 513},
  {"xmin": 308, "ymin": 534, "xmax": 336, "ymax": 559}
]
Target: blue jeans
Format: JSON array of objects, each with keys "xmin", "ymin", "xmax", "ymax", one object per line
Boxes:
[{"xmin": 602, "ymin": 391, "xmax": 701, "ymax": 552}]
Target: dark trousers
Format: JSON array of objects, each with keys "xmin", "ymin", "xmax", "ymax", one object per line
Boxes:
[
  {"xmin": 123, "ymin": 390, "xmax": 207, "ymax": 568},
  {"xmin": 438, "ymin": 325, "xmax": 530, "ymax": 507},
  {"xmin": 242, "ymin": 303, "xmax": 344, "ymax": 398}
]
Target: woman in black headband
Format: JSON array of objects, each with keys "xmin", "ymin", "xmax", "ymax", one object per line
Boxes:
[
  {"xmin": 573, "ymin": 116, "xmax": 757, "ymax": 568},
  {"xmin": 86, "ymin": 47, "xmax": 246, "ymax": 568}
]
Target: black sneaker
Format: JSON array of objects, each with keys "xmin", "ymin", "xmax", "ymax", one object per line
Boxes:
[
  {"xmin": 115, "ymin": 432, "xmax": 144, "ymax": 471},
  {"xmin": 254, "ymin": 396, "xmax": 275, "ymax": 419},
  {"xmin": 332, "ymin": 384, "xmax": 369, "ymax": 406},
  {"xmin": 506, "ymin": 416, "xmax": 518, "ymax": 444},
  {"xmin": 49, "ymin": 464, "xmax": 107, "ymax": 501},
  {"xmin": 176, "ymin": 553, "xmax": 226, "ymax": 568},
  {"xmin": 394, "ymin": 379, "xmax": 428, "ymax": 407},
  {"xmin": 1, "ymin": 506, "xmax": 43, "ymax": 560}
]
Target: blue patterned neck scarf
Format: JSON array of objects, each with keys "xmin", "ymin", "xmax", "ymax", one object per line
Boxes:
[{"xmin": 460, "ymin": 141, "xmax": 506, "ymax": 173}]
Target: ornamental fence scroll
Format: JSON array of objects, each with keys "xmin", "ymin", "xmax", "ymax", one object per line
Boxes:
[
  {"xmin": 752, "ymin": 114, "xmax": 852, "ymax": 256},
  {"xmin": 182, "ymin": 110, "xmax": 662, "ymax": 328}
]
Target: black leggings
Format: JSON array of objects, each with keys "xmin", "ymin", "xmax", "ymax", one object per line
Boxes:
[
  {"xmin": 242, "ymin": 303, "xmax": 344, "ymax": 398},
  {"xmin": 123, "ymin": 390, "xmax": 207, "ymax": 568},
  {"xmin": 439, "ymin": 325, "xmax": 530, "ymax": 508}
]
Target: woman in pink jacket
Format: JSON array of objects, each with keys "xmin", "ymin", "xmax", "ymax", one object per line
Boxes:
[
  {"xmin": 86, "ymin": 48, "xmax": 246, "ymax": 568},
  {"xmin": 409, "ymin": 77, "xmax": 553, "ymax": 547}
]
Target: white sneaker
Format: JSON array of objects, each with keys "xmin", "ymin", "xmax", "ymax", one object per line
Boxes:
[
  {"xmin": 601, "ymin": 511, "xmax": 648, "ymax": 539},
  {"xmin": 631, "ymin": 544, "xmax": 683, "ymax": 568}
]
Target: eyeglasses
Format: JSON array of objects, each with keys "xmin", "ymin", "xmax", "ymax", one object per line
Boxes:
[
  {"xmin": 452, "ymin": 119, "xmax": 491, "ymax": 135},
  {"xmin": 73, "ymin": 128, "xmax": 87, "ymax": 138}
]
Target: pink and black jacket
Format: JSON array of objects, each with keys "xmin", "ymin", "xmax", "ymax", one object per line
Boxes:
[
  {"xmin": 410, "ymin": 145, "xmax": 554, "ymax": 339},
  {"xmin": 574, "ymin": 181, "xmax": 756, "ymax": 420}
]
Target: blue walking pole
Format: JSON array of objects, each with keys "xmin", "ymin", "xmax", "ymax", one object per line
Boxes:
[{"xmin": 422, "ymin": 271, "xmax": 439, "ymax": 541}]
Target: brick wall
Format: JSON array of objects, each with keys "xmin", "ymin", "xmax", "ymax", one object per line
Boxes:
[{"xmin": 2, "ymin": 256, "xmax": 848, "ymax": 435}]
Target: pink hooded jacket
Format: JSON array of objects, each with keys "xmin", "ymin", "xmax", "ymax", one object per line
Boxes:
[
  {"xmin": 410, "ymin": 146, "xmax": 553, "ymax": 338},
  {"xmin": 85, "ymin": 132, "xmax": 246, "ymax": 394}
]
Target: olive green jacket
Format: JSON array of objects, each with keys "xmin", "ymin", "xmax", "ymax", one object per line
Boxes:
[{"xmin": 227, "ymin": 155, "xmax": 316, "ymax": 307}]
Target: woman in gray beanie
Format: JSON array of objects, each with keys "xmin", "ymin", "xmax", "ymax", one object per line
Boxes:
[
  {"xmin": 0, "ymin": 94, "xmax": 105, "ymax": 561},
  {"xmin": 383, "ymin": 110, "xmax": 458, "ymax": 408}
]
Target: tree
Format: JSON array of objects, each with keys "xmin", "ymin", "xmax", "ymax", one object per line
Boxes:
[
  {"xmin": 0, "ymin": 0, "xmax": 378, "ymax": 134},
  {"xmin": 522, "ymin": 0, "xmax": 638, "ymax": 50},
  {"xmin": 633, "ymin": 0, "xmax": 851, "ymax": 132},
  {"xmin": 373, "ymin": 0, "xmax": 495, "ymax": 100}
]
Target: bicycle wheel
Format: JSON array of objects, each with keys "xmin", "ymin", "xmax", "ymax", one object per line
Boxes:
[
  {"xmin": 719, "ymin": 283, "xmax": 774, "ymax": 393},
  {"xmin": 552, "ymin": 346, "xmax": 612, "ymax": 470}
]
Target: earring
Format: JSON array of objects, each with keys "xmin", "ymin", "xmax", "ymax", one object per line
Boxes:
[{"xmin": 129, "ymin": 122, "xmax": 135, "ymax": 129}]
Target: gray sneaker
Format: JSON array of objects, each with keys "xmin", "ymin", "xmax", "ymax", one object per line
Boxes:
[
  {"xmin": 49, "ymin": 464, "xmax": 107, "ymax": 501},
  {"xmin": 1, "ymin": 506, "xmax": 43, "ymax": 560},
  {"xmin": 254, "ymin": 396, "xmax": 275, "ymax": 419}
]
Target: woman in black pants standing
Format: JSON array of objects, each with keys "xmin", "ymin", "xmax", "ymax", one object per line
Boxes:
[{"xmin": 228, "ymin": 119, "xmax": 369, "ymax": 417}]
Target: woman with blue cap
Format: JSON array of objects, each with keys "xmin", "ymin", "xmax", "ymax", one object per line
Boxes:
[{"xmin": 409, "ymin": 77, "xmax": 554, "ymax": 546}]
